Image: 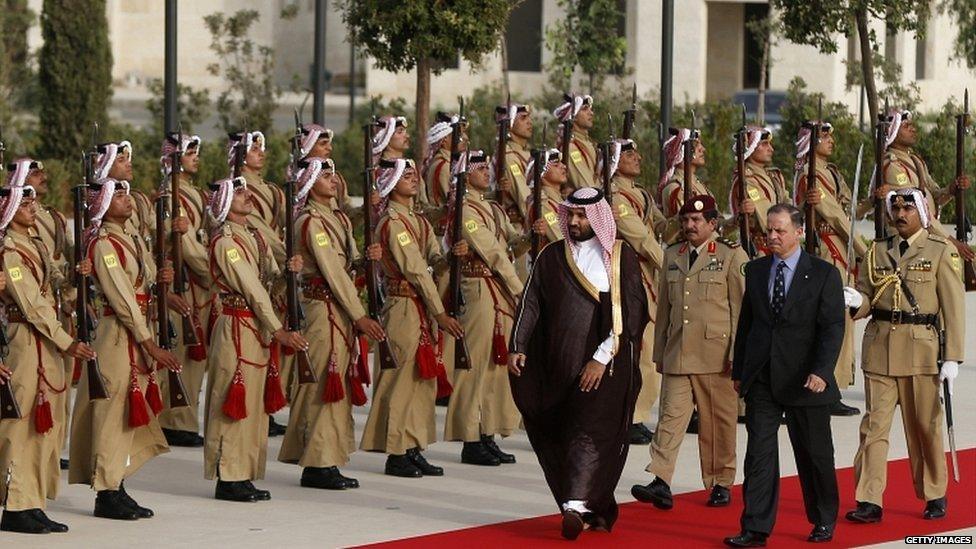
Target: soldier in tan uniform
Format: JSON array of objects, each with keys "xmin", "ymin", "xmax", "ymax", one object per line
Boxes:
[
  {"xmin": 93, "ymin": 141, "xmax": 154, "ymax": 246},
  {"xmin": 495, "ymin": 103, "xmax": 533, "ymax": 225},
  {"xmin": 844, "ymin": 188, "xmax": 965, "ymax": 523},
  {"xmin": 157, "ymin": 134, "xmax": 212, "ymax": 448},
  {"xmin": 793, "ymin": 121, "xmax": 869, "ymax": 417},
  {"xmin": 203, "ymin": 176, "xmax": 306, "ymax": 502},
  {"xmin": 373, "ymin": 115, "xmax": 410, "ymax": 164},
  {"xmin": 607, "ymin": 138, "xmax": 664, "ymax": 444},
  {"xmin": 525, "ymin": 149, "xmax": 568, "ymax": 247},
  {"xmin": 553, "ymin": 94, "xmax": 598, "ymax": 190},
  {"xmin": 729, "ymin": 127, "xmax": 789, "ymax": 257},
  {"xmin": 424, "ymin": 112, "xmax": 467, "ymax": 211},
  {"xmin": 0, "ymin": 183, "xmax": 94, "ymax": 534},
  {"xmin": 297, "ymin": 124, "xmax": 359, "ymax": 220},
  {"xmin": 877, "ymin": 109, "xmax": 973, "ymax": 261},
  {"xmin": 360, "ymin": 159, "xmax": 466, "ymax": 478},
  {"xmin": 444, "ymin": 151, "xmax": 527, "ymax": 466},
  {"xmin": 277, "ymin": 158, "xmax": 385, "ymax": 490},
  {"xmin": 69, "ymin": 177, "xmax": 182, "ymax": 520},
  {"xmin": 631, "ymin": 195, "xmax": 746, "ymax": 510}
]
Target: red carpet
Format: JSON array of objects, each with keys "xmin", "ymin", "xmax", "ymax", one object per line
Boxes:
[{"xmin": 359, "ymin": 449, "xmax": 975, "ymax": 547}]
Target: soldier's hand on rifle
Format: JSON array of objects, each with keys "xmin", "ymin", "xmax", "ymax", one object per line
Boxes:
[
  {"xmin": 805, "ymin": 188, "xmax": 822, "ymax": 206},
  {"xmin": 365, "ymin": 243, "xmax": 382, "ymax": 261},
  {"xmin": 157, "ymin": 264, "xmax": 175, "ymax": 285},
  {"xmin": 952, "ymin": 174, "xmax": 971, "ymax": 192},
  {"xmin": 507, "ymin": 352, "xmax": 526, "ymax": 377},
  {"xmin": 532, "ymin": 218, "xmax": 547, "ymax": 236},
  {"xmin": 940, "ymin": 361, "xmax": 959, "ymax": 395},
  {"xmin": 286, "ymin": 255, "xmax": 303, "ymax": 273},
  {"xmin": 66, "ymin": 341, "xmax": 97, "ymax": 360},
  {"xmin": 75, "ymin": 259, "xmax": 93, "ymax": 277},
  {"xmin": 167, "ymin": 293, "xmax": 192, "ymax": 317},
  {"xmin": 172, "ymin": 215, "xmax": 190, "ymax": 234},
  {"xmin": 434, "ymin": 312, "xmax": 464, "ymax": 339},
  {"xmin": 273, "ymin": 329, "xmax": 309, "ymax": 352},
  {"xmin": 740, "ymin": 198, "xmax": 756, "ymax": 216},
  {"xmin": 354, "ymin": 316, "xmax": 386, "ymax": 341},
  {"xmin": 451, "ymin": 241, "xmax": 469, "ymax": 257},
  {"xmin": 142, "ymin": 340, "xmax": 182, "ymax": 372},
  {"xmin": 949, "ymin": 237, "xmax": 976, "ymax": 261},
  {"xmin": 0, "ymin": 363, "xmax": 11, "ymax": 385},
  {"xmin": 498, "ymin": 176, "xmax": 512, "ymax": 194},
  {"xmin": 874, "ymin": 184, "xmax": 891, "ymax": 200},
  {"xmin": 369, "ymin": 191, "xmax": 381, "ymax": 207}
]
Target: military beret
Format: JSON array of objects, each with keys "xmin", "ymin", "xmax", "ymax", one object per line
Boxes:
[{"xmin": 679, "ymin": 194, "xmax": 717, "ymax": 216}]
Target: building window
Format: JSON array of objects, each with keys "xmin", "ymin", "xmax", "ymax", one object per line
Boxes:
[
  {"xmin": 505, "ymin": 0, "xmax": 543, "ymax": 72},
  {"xmin": 743, "ymin": 3, "xmax": 770, "ymax": 89}
]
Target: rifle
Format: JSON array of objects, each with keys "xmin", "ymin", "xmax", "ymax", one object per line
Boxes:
[
  {"xmin": 530, "ymin": 124, "xmax": 548, "ymax": 260},
  {"xmin": 0, "ymin": 128, "xmax": 21, "ymax": 420},
  {"xmin": 154, "ymin": 178, "xmax": 189, "ymax": 408},
  {"xmin": 363, "ymin": 100, "xmax": 398, "ymax": 369},
  {"xmin": 286, "ymin": 110, "xmax": 316, "ymax": 385},
  {"xmin": 232, "ymin": 130, "xmax": 247, "ymax": 179},
  {"xmin": 448, "ymin": 97, "xmax": 472, "ymax": 370},
  {"xmin": 78, "ymin": 124, "xmax": 109, "ymax": 400},
  {"xmin": 169, "ymin": 128, "xmax": 199, "ymax": 347},
  {"xmin": 873, "ymin": 98, "xmax": 889, "ymax": 240},
  {"xmin": 846, "ymin": 145, "xmax": 864, "ymax": 285},
  {"xmin": 736, "ymin": 105, "xmax": 755, "ymax": 258},
  {"xmin": 622, "ymin": 84, "xmax": 637, "ymax": 139},
  {"xmin": 496, "ymin": 94, "xmax": 511, "ymax": 211},
  {"xmin": 683, "ymin": 111, "xmax": 697, "ymax": 205},
  {"xmin": 561, "ymin": 94, "xmax": 575, "ymax": 183},
  {"xmin": 954, "ymin": 89, "xmax": 976, "ymax": 291},
  {"xmin": 603, "ymin": 114, "xmax": 614, "ymax": 205},
  {"xmin": 803, "ymin": 99, "xmax": 823, "ymax": 254},
  {"xmin": 938, "ymin": 328, "xmax": 960, "ymax": 482}
]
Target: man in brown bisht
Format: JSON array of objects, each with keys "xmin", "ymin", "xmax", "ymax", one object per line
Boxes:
[
  {"xmin": 553, "ymin": 94, "xmax": 598, "ymax": 190},
  {"xmin": 203, "ymin": 176, "xmax": 306, "ymax": 502},
  {"xmin": 443, "ymin": 150, "xmax": 527, "ymax": 466},
  {"xmin": 156, "ymin": 133, "xmax": 211, "ymax": 448},
  {"xmin": 278, "ymin": 158, "xmax": 385, "ymax": 489},
  {"xmin": 0, "ymin": 182, "xmax": 95, "ymax": 534},
  {"xmin": 360, "ymin": 158, "xmax": 466, "ymax": 478},
  {"xmin": 69, "ymin": 177, "xmax": 182, "ymax": 520},
  {"xmin": 509, "ymin": 187, "xmax": 649, "ymax": 541}
]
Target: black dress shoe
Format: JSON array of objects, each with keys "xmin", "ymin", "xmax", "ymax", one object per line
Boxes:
[
  {"xmin": 407, "ymin": 447, "xmax": 445, "ymax": 476},
  {"xmin": 631, "ymin": 477, "xmax": 673, "ymax": 510},
  {"xmin": 59, "ymin": 459, "xmax": 69, "ymax": 470},
  {"xmin": 707, "ymin": 485, "xmax": 731, "ymax": 507},
  {"xmin": 845, "ymin": 501, "xmax": 882, "ymax": 523},
  {"xmin": 808, "ymin": 524, "xmax": 834, "ymax": 543},
  {"xmin": 385, "ymin": 454, "xmax": 422, "ymax": 478},
  {"xmin": 28, "ymin": 509, "xmax": 68, "ymax": 533},
  {"xmin": 214, "ymin": 480, "xmax": 259, "ymax": 502},
  {"xmin": 830, "ymin": 401, "xmax": 861, "ymax": 416},
  {"xmin": 243, "ymin": 480, "xmax": 271, "ymax": 500},
  {"xmin": 687, "ymin": 411, "xmax": 700, "ymax": 434},
  {"xmin": 118, "ymin": 482, "xmax": 154, "ymax": 518},
  {"xmin": 461, "ymin": 441, "xmax": 501, "ymax": 466},
  {"xmin": 481, "ymin": 435, "xmax": 516, "ymax": 464},
  {"xmin": 923, "ymin": 497, "xmax": 946, "ymax": 520},
  {"xmin": 336, "ymin": 469, "xmax": 360, "ymax": 488},
  {"xmin": 0, "ymin": 510, "xmax": 50, "ymax": 534},
  {"xmin": 300, "ymin": 467, "xmax": 347, "ymax": 490},
  {"xmin": 94, "ymin": 490, "xmax": 140, "ymax": 520},
  {"xmin": 723, "ymin": 531, "xmax": 767, "ymax": 547},
  {"xmin": 629, "ymin": 423, "xmax": 653, "ymax": 445},
  {"xmin": 163, "ymin": 428, "xmax": 205, "ymax": 447},
  {"xmin": 561, "ymin": 509, "xmax": 585, "ymax": 540},
  {"xmin": 268, "ymin": 417, "xmax": 286, "ymax": 437}
]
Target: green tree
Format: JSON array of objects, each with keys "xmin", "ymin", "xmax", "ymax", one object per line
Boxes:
[
  {"xmin": 943, "ymin": 0, "xmax": 976, "ymax": 67},
  {"xmin": 144, "ymin": 79, "xmax": 212, "ymax": 136},
  {"xmin": 1, "ymin": 0, "xmax": 35, "ymax": 128},
  {"xmin": 37, "ymin": 0, "xmax": 113, "ymax": 159},
  {"xmin": 339, "ymin": 0, "xmax": 516, "ymax": 166},
  {"xmin": 545, "ymin": 0, "xmax": 628, "ymax": 94}
]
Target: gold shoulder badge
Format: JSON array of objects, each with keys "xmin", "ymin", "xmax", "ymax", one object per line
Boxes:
[
  {"xmin": 103, "ymin": 253, "xmax": 119, "ymax": 268},
  {"xmin": 950, "ymin": 252, "xmax": 962, "ymax": 273},
  {"xmin": 570, "ymin": 150, "xmax": 583, "ymax": 164},
  {"xmin": 396, "ymin": 231, "xmax": 412, "ymax": 247},
  {"xmin": 314, "ymin": 232, "xmax": 330, "ymax": 247},
  {"xmin": 739, "ymin": 262, "xmax": 747, "ymax": 276},
  {"xmin": 8, "ymin": 266, "xmax": 22, "ymax": 282},
  {"xmin": 509, "ymin": 163, "xmax": 522, "ymax": 177},
  {"xmin": 544, "ymin": 211, "xmax": 557, "ymax": 225},
  {"xmin": 747, "ymin": 187, "xmax": 761, "ymax": 201},
  {"xmin": 464, "ymin": 219, "xmax": 479, "ymax": 233},
  {"xmin": 226, "ymin": 248, "xmax": 241, "ymax": 263},
  {"xmin": 618, "ymin": 203, "xmax": 629, "ymax": 217},
  {"xmin": 895, "ymin": 172, "xmax": 909, "ymax": 186}
]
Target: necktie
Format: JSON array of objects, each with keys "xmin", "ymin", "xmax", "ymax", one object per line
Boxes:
[
  {"xmin": 689, "ymin": 249, "xmax": 699, "ymax": 269},
  {"xmin": 771, "ymin": 261, "xmax": 787, "ymax": 317},
  {"xmin": 899, "ymin": 240, "xmax": 909, "ymax": 257}
]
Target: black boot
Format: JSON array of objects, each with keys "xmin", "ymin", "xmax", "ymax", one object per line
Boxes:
[
  {"xmin": 631, "ymin": 477, "xmax": 673, "ymax": 510},
  {"xmin": 336, "ymin": 469, "xmax": 360, "ymax": 488},
  {"xmin": 923, "ymin": 497, "xmax": 947, "ymax": 520},
  {"xmin": 243, "ymin": 480, "xmax": 271, "ymax": 500},
  {"xmin": 845, "ymin": 501, "xmax": 883, "ymax": 523},
  {"xmin": 214, "ymin": 480, "xmax": 259, "ymax": 502},
  {"xmin": 707, "ymin": 485, "xmax": 731, "ymax": 507},
  {"xmin": 300, "ymin": 467, "xmax": 348, "ymax": 490},
  {"xmin": 481, "ymin": 435, "xmax": 516, "ymax": 464},
  {"xmin": 407, "ymin": 447, "xmax": 444, "ymax": 476},
  {"xmin": 119, "ymin": 481, "xmax": 154, "ymax": 518},
  {"xmin": 385, "ymin": 454, "xmax": 422, "ymax": 478},
  {"xmin": 28, "ymin": 509, "xmax": 68, "ymax": 533},
  {"xmin": 686, "ymin": 411, "xmax": 700, "ymax": 434},
  {"xmin": 268, "ymin": 416, "xmax": 286, "ymax": 437},
  {"xmin": 163, "ymin": 428, "xmax": 205, "ymax": 447},
  {"xmin": 94, "ymin": 490, "xmax": 140, "ymax": 520},
  {"xmin": 59, "ymin": 459, "xmax": 69, "ymax": 470},
  {"xmin": 461, "ymin": 441, "xmax": 501, "ymax": 466},
  {"xmin": 628, "ymin": 423, "xmax": 653, "ymax": 445},
  {"xmin": 0, "ymin": 510, "xmax": 50, "ymax": 534},
  {"xmin": 830, "ymin": 401, "xmax": 860, "ymax": 416}
]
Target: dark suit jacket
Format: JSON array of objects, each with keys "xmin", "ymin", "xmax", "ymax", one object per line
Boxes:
[{"xmin": 731, "ymin": 249, "xmax": 845, "ymax": 406}]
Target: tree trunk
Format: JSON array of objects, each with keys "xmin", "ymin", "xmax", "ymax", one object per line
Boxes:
[
  {"xmin": 855, "ymin": 8, "xmax": 879, "ymax": 124},
  {"xmin": 415, "ymin": 56, "xmax": 431, "ymax": 167}
]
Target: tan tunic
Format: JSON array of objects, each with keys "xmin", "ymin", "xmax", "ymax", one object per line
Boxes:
[
  {"xmin": 729, "ymin": 162, "xmax": 789, "ymax": 255},
  {"xmin": 361, "ymin": 200, "xmax": 448, "ymax": 454},
  {"xmin": 69, "ymin": 222, "xmax": 169, "ymax": 491},
  {"xmin": 279, "ymin": 200, "xmax": 367, "ymax": 468},
  {"xmin": 1, "ymin": 231, "xmax": 74, "ymax": 510},
  {"xmin": 242, "ymin": 171, "xmax": 286, "ymax": 265},
  {"xmin": 883, "ymin": 147, "xmax": 952, "ymax": 238},
  {"xmin": 444, "ymin": 192, "xmax": 524, "ymax": 441},
  {"xmin": 501, "ymin": 139, "xmax": 532, "ymax": 222},
  {"xmin": 526, "ymin": 183, "xmax": 565, "ymax": 247},
  {"xmin": 566, "ymin": 130, "xmax": 598, "ymax": 190}
]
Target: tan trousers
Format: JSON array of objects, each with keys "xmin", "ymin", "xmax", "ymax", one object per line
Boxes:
[
  {"xmin": 648, "ymin": 372, "xmax": 738, "ymax": 488},
  {"xmin": 853, "ymin": 372, "xmax": 946, "ymax": 505},
  {"xmin": 633, "ymin": 320, "xmax": 660, "ymax": 424}
]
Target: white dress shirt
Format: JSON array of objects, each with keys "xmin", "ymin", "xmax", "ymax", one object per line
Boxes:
[{"xmin": 571, "ymin": 237, "xmax": 616, "ymax": 365}]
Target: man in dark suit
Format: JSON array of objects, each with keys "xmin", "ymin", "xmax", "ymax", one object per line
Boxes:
[{"xmin": 724, "ymin": 203, "xmax": 846, "ymax": 547}]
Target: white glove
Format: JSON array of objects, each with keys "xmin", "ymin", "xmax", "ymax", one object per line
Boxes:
[
  {"xmin": 940, "ymin": 361, "xmax": 959, "ymax": 395},
  {"xmin": 843, "ymin": 287, "xmax": 863, "ymax": 309}
]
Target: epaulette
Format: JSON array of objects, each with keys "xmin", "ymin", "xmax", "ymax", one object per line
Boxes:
[
  {"xmin": 885, "ymin": 151, "xmax": 898, "ymax": 162},
  {"xmin": 97, "ymin": 227, "xmax": 109, "ymax": 238},
  {"xmin": 3, "ymin": 235, "xmax": 15, "ymax": 250},
  {"xmin": 766, "ymin": 166, "xmax": 783, "ymax": 175},
  {"xmin": 926, "ymin": 233, "xmax": 948, "ymax": 244},
  {"xmin": 716, "ymin": 237, "xmax": 740, "ymax": 249},
  {"xmin": 220, "ymin": 224, "xmax": 233, "ymax": 238},
  {"xmin": 386, "ymin": 208, "xmax": 400, "ymax": 221},
  {"xmin": 667, "ymin": 238, "xmax": 686, "ymax": 250},
  {"xmin": 874, "ymin": 234, "xmax": 895, "ymax": 243}
]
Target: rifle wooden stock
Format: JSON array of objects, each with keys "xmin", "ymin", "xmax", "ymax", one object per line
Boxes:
[
  {"xmin": 561, "ymin": 119, "xmax": 572, "ymax": 182},
  {"xmin": 804, "ymin": 122, "xmax": 820, "ymax": 254},
  {"xmin": 74, "ymin": 178, "xmax": 108, "ymax": 401},
  {"xmin": 530, "ymin": 149, "xmax": 544, "ymax": 259},
  {"xmin": 601, "ymin": 142, "xmax": 612, "ymax": 205},
  {"xmin": 955, "ymin": 97, "xmax": 976, "ymax": 291},
  {"xmin": 622, "ymin": 84, "xmax": 637, "ymax": 139},
  {"xmin": 284, "ymin": 133, "xmax": 317, "ymax": 385},
  {"xmin": 873, "ymin": 115, "xmax": 887, "ymax": 240},
  {"xmin": 154, "ymin": 194, "xmax": 189, "ymax": 408},
  {"xmin": 448, "ymin": 114, "xmax": 472, "ymax": 371},
  {"xmin": 682, "ymin": 135, "xmax": 694, "ymax": 205},
  {"xmin": 735, "ymin": 130, "xmax": 753, "ymax": 258},
  {"xmin": 496, "ymin": 114, "xmax": 511, "ymax": 211},
  {"xmin": 0, "ymin": 379, "xmax": 20, "ymax": 420},
  {"xmin": 170, "ymin": 147, "xmax": 199, "ymax": 346}
]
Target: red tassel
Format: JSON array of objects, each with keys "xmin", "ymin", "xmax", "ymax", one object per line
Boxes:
[
  {"xmin": 264, "ymin": 368, "xmax": 288, "ymax": 414},
  {"xmin": 71, "ymin": 359, "xmax": 82, "ymax": 385},
  {"xmin": 354, "ymin": 275, "xmax": 366, "ymax": 290},
  {"xmin": 436, "ymin": 366, "xmax": 453, "ymax": 399},
  {"xmin": 355, "ymin": 335, "xmax": 371, "ymax": 386},
  {"xmin": 222, "ymin": 368, "xmax": 248, "ymax": 420},
  {"xmin": 492, "ymin": 331, "xmax": 508, "ymax": 366},
  {"xmin": 128, "ymin": 385, "xmax": 151, "ymax": 428},
  {"xmin": 348, "ymin": 375, "xmax": 368, "ymax": 406},
  {"xmin": 322, "ymin": 357, "xmax": 345, "ymax": 403},
  {"xmin": 146, "ymin": 375, "xmax": 164, "ymax": 415},
  {"xmin": 33, "ymin": 391, "xmax": 54, "ymax": 434},
  {"xmin": 416, "ymin": 329, "xmax": 438, "ymax": 379}
]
